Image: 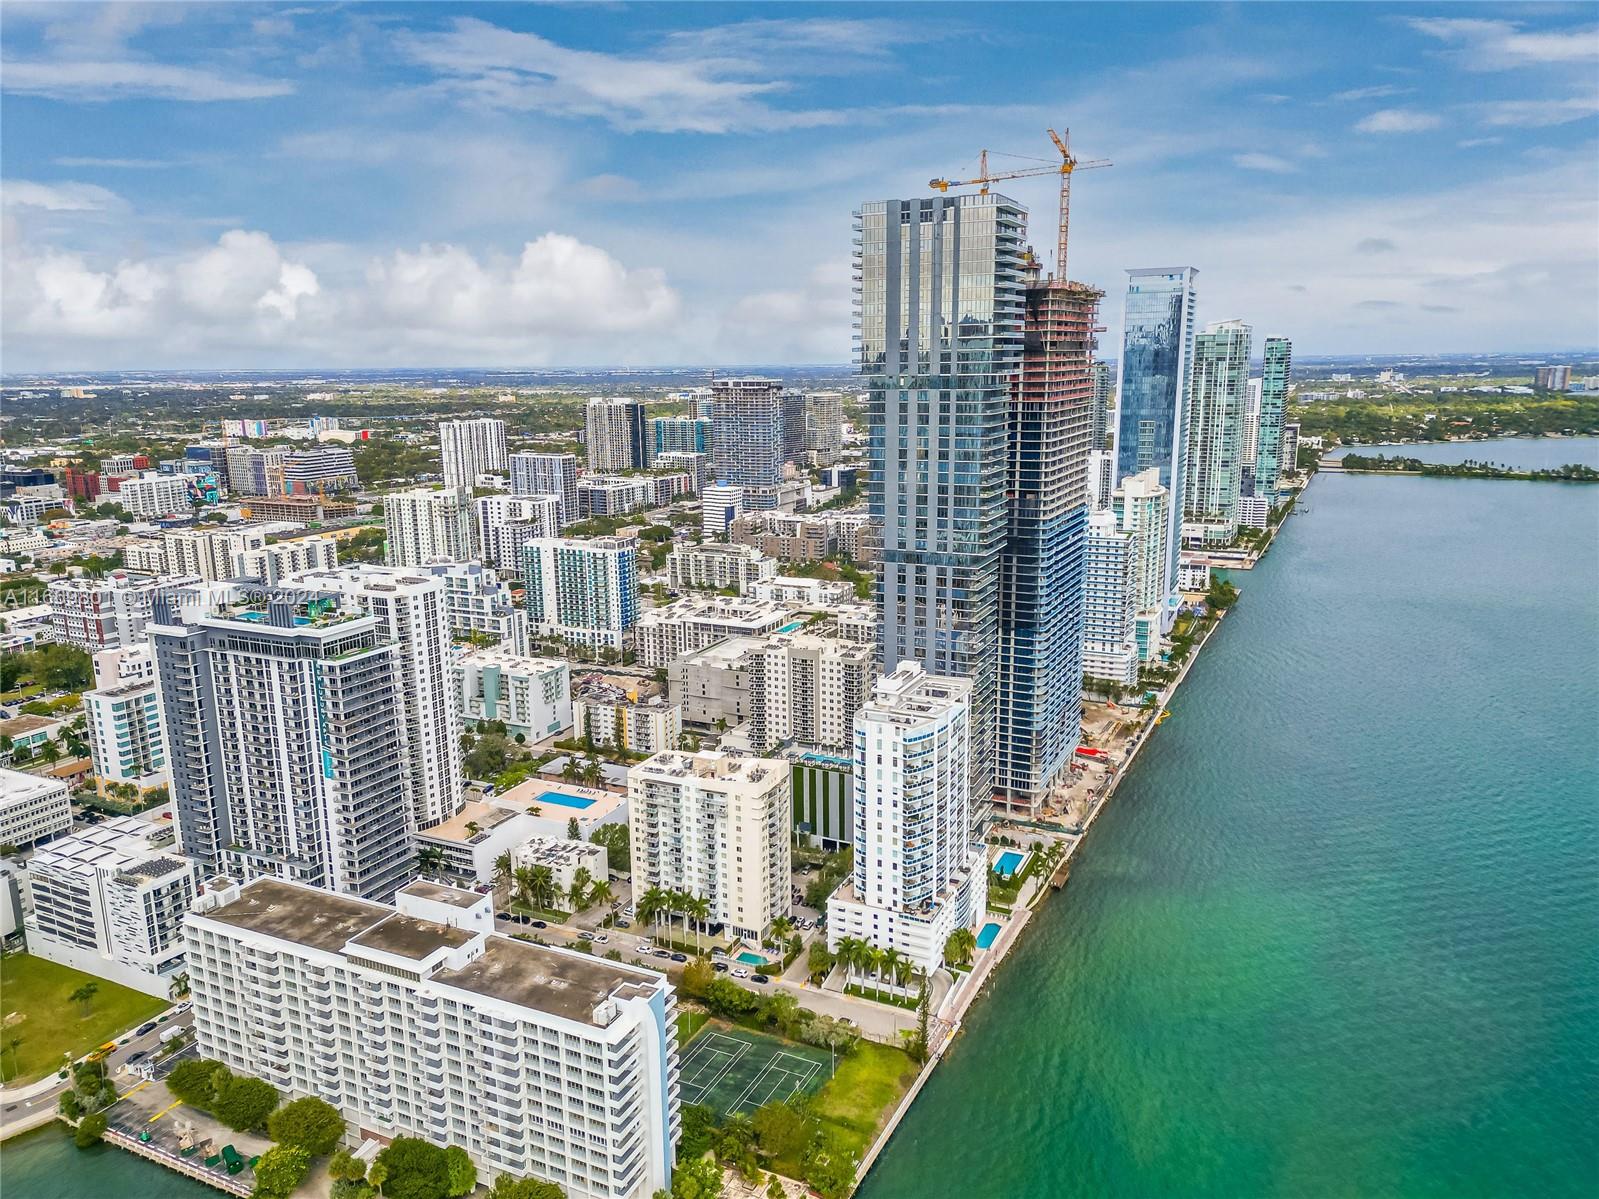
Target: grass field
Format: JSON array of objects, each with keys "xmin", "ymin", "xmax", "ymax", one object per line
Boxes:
[
  {"xmin": 676, "ymin": 1009, "xmax": 709, "ymax": 1045},
  {"xmin": 678, "ymin": 1021, "xmax": 832, "ymax": 1119},
  {"xmin": 0, "ymin": 954, "xmax": 168, "ymax": 1083},
  {"xmin": 809, "ymin": 1039, "xmax": 919, "ymax": 1157}
]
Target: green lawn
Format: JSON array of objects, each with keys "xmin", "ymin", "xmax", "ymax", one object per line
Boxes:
[
  {"xmin": 676, "ymin": 1009, "xmax": 709, "ymax": 1045},
  {"xmin": 507, "ymin": 902, "xmax": 570, "ymax": 924},
  {"xmin": 0, "ymin": 954, "xmax": 169, "ymax": 1083},
  {"xmin": 810, "ymin": 1039, "xmax": 919, "ymax": 1157}
]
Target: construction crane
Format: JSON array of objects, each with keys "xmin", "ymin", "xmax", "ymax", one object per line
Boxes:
[{"xmin": 929, "ymin": 127, "xmax": 1110, "ymax": 283}]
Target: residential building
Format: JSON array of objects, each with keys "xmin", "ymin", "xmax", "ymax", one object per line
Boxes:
[
  {"xmin": 150, "ymin": 593, "xmax": 414, "ymax": 899},
  {"xmin": 224, "ymin": 447, "xmax": 286, "ymax": 497},
  {"xmin": 1087, "ymin": 450, "xmax": 1115, "ymax": 512},
  {"xmin": 421, "ymin": 561, "xmax": 529, "ymax": 653},
  {"xmin": 1281, "ymin": 422, "xmax": 1301, "ymax": 479},
  {"xmin": 1112, "ymin": 469, "xmax": 1171, "ymax": 663},
  {"xmin": 700, "ymin": 482, "xmax": 744, "ymax": 539},
  {"xmin": 1081, "ymin": 511, "xmax": 1138, "ymax": 687},
  {"xmin": 509, "ymin": 452, "xmax": 580, "ymax": 525},
  {"xmin": 384, "ymin": 487, "xmax": 476, "ymax": 566},
  {"xmin": 290, "ymin": 565, "xmax": 465, "ymax": 830},
  {"xmin": 49, "ymin": 571, "xmax": 204, "ymax": 652},
  {"xmin": 780, "ymin": 390, "xmax": 809, "ymax": 465},
  {"xmin": 635, "ymin": 596, "xmax": 797, "ymax": 668},
  {"xmin": 476, "ymin": 494, "xmax": 562, "ymax": 571},
  {"xmin": 574, "ymin": 692, "xmax": 682, "ymax": 756},
  {"xmin": 84, "ymin": 670, "xmax": 168, "ymax": 792},
  {"xmin": 439, "ymin": 418, "xmax": 508, "ymax": 491},
  {"xmin": 1177, "ymin": 557, "xmax": 1212, "ymax": 592},
  {"xmin": 653, "ymin": 451, "xmax": 709, "ymax": 491},
  {"xmin": 454, "ymin": 649, "xmax": 573, "ymax": 743},
  {"xmin": 577, "ymin": 476, "xmax": 654, "ymax": 518},
  {"xmin": 511, "ymin": 838, "xmax": 609, "ymax": 911},
  {"xmin": 647, "ymin": 417, "xmax": 711, "ymax": 465},
  {"xmin": 186, "ymin": 878, "xmax": 679, "ymax": 1198},
  {"xmin": 747, "ymin": 632, "xmax": 877, "ymax": 754},
  {"xmin": 235, "ymin": 535, "xmax": 340, "ymax": 584},
  {"xmin": 236, "ymin": 495, "xmax": 357, "ymax": 523},
  {"xmin": 585, "ymin": 398, "xmax": 647, "ymax": 472},
  {"xmin": 24, "ymin": 815, "xmax": 196, "ymax": 996},
  {"xmin": 0, "ymin": 769, "xmax": 71, "ymax": 848},
  {"xmin": 666, "ymin": 543, "xmax": 777, "ymax": 595},
  {"xmin": 522, "ymin": 537, "xmax": 639, "ymax": 653},
  {"xmin": 666, "ymin": 638, "xmax": 761, "ymax": 731},
  {"xmin": 1256, "ymin": 337, "xmax": 1293, "ymax": 498},
  {"xmin": 804, "ymin": 392, "xmax": 845, "ymax": 467},
  {"xmin": 859, "ymin": 192, "xmax": 1026, "ymax": 810},
  {"xmin": 1113, "ymin": 266, "xmax": 1198, "ymax": 631},
  {"xmin": 825, "ymin": 664, "xmax": 987, "ymax": 977},
  {"xmin": 1240, "ymin": 376, "xmax": 1262, "ymax": 497},
  {"xmin": 1184, "ymin": 319, "xmax": 1253, "ymax": 544},
  {"xmin": 629, "ymin": 751, "xmax": 790, "ymax": 942},
  {"xmin": 750, "ymin": 576, "xmax": 854, "ymax": 606},
  {"xmin": 1236, "ymin": 494, "xmax": 1271, "ymax": 530},
  {"xmin": 281, "ymin": 447, "xmax": 358, "ymax": 495},
  {"xmin": 1536, "ymin": 365, "xmax": 1572, "ymax": 390},
  {"xmin": 118, "ymin": 472, "xmax": 192, "ymax": 518},
  {"xmin": 730, "ymin": 511, "xmax": 833, "ymax": 562},
  {"xmin": 1090, "ymin": 360, "xmax": 1114, "ymax": 449},
  {"xmin": 710, "ymin": 378, "xmax": 785, "ymax": 510}
]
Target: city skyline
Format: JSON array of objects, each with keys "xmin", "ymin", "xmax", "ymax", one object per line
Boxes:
[{"xmin": 4, "ymin": 3, "xmax": 1597, "ymax": 372}]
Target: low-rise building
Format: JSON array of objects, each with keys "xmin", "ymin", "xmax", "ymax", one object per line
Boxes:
[
  {"xmin": 700, "ymin": 482, "xmax": 744, "ymax": 539},
  {"xmin": 117, "ymin": 472, "xmax": 193, "ymax": 518},
  {"xmin": 511, "ymin": 837, "xmax": 609, "ymax": 911},
  {"xmin": 186, "ymin": 878, "xmax": 679, "ymax": 1197},
  {"xmin": 666, "ymin": 543, "xmax": 777, "ymax": 595},
  {"xmin": 635, "ymin": 596, "xmax": 798, "ymax": 668},
  {"xmin": 667, "ymin": 636, "xmax": 762, "ymax": 730},
  {"xmin": 454, "ymin": 649, "xmax": 572, "ymax": 742},
  {"xmin": 750, "ymin": 576, "xmax": 854, "ymax": 607},
  {"xmin": 573, "ymin": 690, "xmax": 682, "ymax": 755},
  {"xmin": 0, "ymin": 768, "xmax": 72, "ymax": 848}
]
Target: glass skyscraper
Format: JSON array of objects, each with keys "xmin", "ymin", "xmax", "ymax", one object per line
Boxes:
[
  {"xmin": 1113, "ymin": 267, "xmax": 1198, "ymax": 630},
  {"xmin": 1256, "ymin": 336, "xmax": 1293, "ymax": 499},
  {"xmin": 857, "ymin": 193, "xmax": 1027, "ymax": 815},
  {"xmin": 1184, "ymin": 319, "xmax": 1253, "ymax": 539}
]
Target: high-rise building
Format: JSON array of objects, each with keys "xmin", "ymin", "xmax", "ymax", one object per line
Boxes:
[
  {"xmin": 710, "ymin": 378, "xmax": 785, "ymax": 510},
  {"xmin": 419, "ymin": 561, "xmax": 529, "ymax": 653},
  {"xmin": 186, "ymin": 878, "xmax": 679, "ymax": 1198},
  {"xmin": 628, "ymin": 751, "xmax": 791, "ymax": 942},
  {"xmin": 521, "ymin": 536, "xmax": 639, "ymax": 653},
  {"xmin": 474, "ymin": 494, "xmax": 562, "ymax": 571},
  {"xmin": 857, "ymin": 193, "xmax": 1026, "ymax": 811},
  {"xmin": 48, "ymin": 571, "xmax": 204, "ymax": 652},
  {"xmin": 1281, "ymin": 422, "xmax": 1301, "ymax": 477},
  {"xmin": 1240, "ymin": 376, "xmax": 1263, "ymax": 497},
  {"xmin": 234, "ymin": 535, "xmax": 340, "ymax": 585},
  {"xmin": 647, "ymin": 416, "xmax": 712, "ymax": 465},
  {"xmin": 84, "ymin": 670, "xmax": 167, "ymax": 792},
  {"xmin": 1081, "ymin": 510, "xmax": 1138, "ymax": 687},
  {"xmin": 1255, "ymin": 336, "xmax": 1292, "ymax": 499},
  {"xmin": 824, "ymin": 663, "xmax": 987, "ymax": 976},
  {"xmin": 700, "ymin": 482, "xmax": 744, "ymax": 539},
  {"xmin": 747, "ymin": 631, "xmax": 878, "ymax": 754},
  {"xmin": 383, "ymin": 488, "xmax": 476, "ymax": 566},
  {"xmin": 288, "ymin": 566, "xmax": 464, "ymax": 830},
  {"xmin": 1112, "ymin": 267, "xmax": 1198, "ymax": 631},
  {"xmin": 1087, "ymin": 450, "xmax": 1116, "ymax": 512},
  {"xmin": 1184, "ymin": 319, "xmax": 1253, "ymax": 543},
  {"xmin": 1112, "ymin": 468, "xmax": 1171, "ymax": 663},
  {"xmin": 585, "ymin": 398, "xmax": 647, "ymax": 472},
  {"xmin": 781, "ymin": 390, "xmax": 809, "ymax": 465},
  {"xmin": 508, "ymin": 451, "xmax": 579, "ymax": 525},
  {"xmin": 438, "ymin": 418, "xmax": 508, "ymax": 491},
  {"xmin": 150, "ymin": 594, "xmax": 414, "ymax": 900},
  {"xmin": 1535, "ymin": 365, "xmax": 1572, "ymax": 390},
  {"xmin": 804, "ymin": 392, "xmax": 845, "ymax": 467},
  {"xmin": 996, "ymin": 274, "xmax": 1100, "ymax": 814},
  {"xmin": 281, "ymin": 447, "xmax": 358, "ymax": 495},
  {"xmin": 1090, "ymin": 361, "xmax": 1114, "ymax": 449},
  {"xmin": 117, "ymin": 472, "xmax": 192, "ymax": 518}
]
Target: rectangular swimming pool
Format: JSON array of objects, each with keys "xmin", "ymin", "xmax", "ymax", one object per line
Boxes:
[
  {"xmin": 994, "ymin": 850, "xmax": 1026, "ymax": 877},
  {"xmin": 536, "ymin": 791, "xmax": 597, "ymax": 810},
  {"xmin": 736, "ymin": 951, "xmax": 766, "ymax": 966},
  {"xmin": 976, "ymin": 922, "xmax": 1001, "ymax": 950},
  {"xmin": 776, "ymin": 620, "xmax": 807, "ymax": 634}
]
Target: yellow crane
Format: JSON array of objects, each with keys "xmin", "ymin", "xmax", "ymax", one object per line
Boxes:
[{"xmin": 929, "ymin": 127, "xmax": 1110, "ymax": 283}]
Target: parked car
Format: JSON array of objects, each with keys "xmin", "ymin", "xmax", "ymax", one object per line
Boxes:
[
  {"xmin": 578, "ymin": 931, "xmax": 595, "ymax": 941},
  {"xmin": 529, "ymin": 920, "xmax": 547, "ymax": 929},
  {"xmin": 712, "ymin": 963, "xmax": 728, "ymax": 973},
  {"xmin": 750, "ymin": 974, "xmax": 771, "ymax": 986},
  {"xmin": 135, "ymin": 1022, "xmax": 157, "ymax": 1037},
  {"xmin": 126, "ymin": 1051, "xmax": 146, "ymax": 1065},
  {"xmin": 615, "ymin": 919, "xmax": 631, "ymax": 929},
  {"xmin": 595, "ymin": 934, "xmax": 609, "ymax": 944},
  {"xmin": 732, "ymin": 967, "xmax": 751, "ymax": 979},
  {"xmin": 670, "ymin": 953, "xmax": 687, "ymax": 962},
  {"xmin": 496, "ymin": 911, "xmax": 512, "ymax": 921},
  {"xmin": 636, "ymin": 941, "xmax": 654, "ymax": 954}
]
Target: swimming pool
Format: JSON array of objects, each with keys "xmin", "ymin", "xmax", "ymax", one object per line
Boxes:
[
  {"xmin": 776, "ymin": 620, "xmax": 807, "ymax": 634},
  {"xmin": 976, "ymin": 922, "xmax": 1001, "ymax": 950},
  {"xmin": 536, "ymin": 791, "xmax": 597, "ymax": 810},
  {"xmin": 736, "ymin": 951, "xmax": 766, "ymax": 966},
  {"xmin": 993, "ymin": 850, "xmax": 1027, "ymax": 878}
]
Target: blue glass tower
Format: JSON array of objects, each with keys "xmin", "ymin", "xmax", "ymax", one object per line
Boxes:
[{"xmin": 1112, "ymin": 267, "xmax": 1198, "ymax": 631}]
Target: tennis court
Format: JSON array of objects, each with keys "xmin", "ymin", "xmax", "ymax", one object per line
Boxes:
[{"xmin": 678, "ymin": 1022, "xmax": 832, "ymax": 1118}]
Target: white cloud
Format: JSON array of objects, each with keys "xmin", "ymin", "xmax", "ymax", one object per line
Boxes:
[
  {"xmin": 2, "ymin": 180, "xmax": 124, "ymax": 211},
  {"xmin": 396, "ymin": 17, "xmax": 845, "ymax": 133},
  {"xmin": 1233, "ymin": 152, "xmax": 1298, "ymax": 174},
  {"xmin": 1354, "ymin": 108, "xmax": 1443, "ymax": 134},
  {"xmin": 1331, "ymin": 84, "xmax": 1411, "ymax": 102},
  {"xmin": 1475, "ymin": 97, "xmax": 1599, "ymax": 128},
  {"xmin": 1408, "ymin": 17, "xmax": 1599, "ymax": 70},
  {"xmin": 716, "ymin": 261, "xmax": 851, "ymax": 363},
  {"xmin": 1, "ymin": 59, "xmax": 294, "ymax": 102}
]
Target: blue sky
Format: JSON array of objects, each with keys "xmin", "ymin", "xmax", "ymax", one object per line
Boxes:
[{"xmin": 2, "ymin": 2, "xmax": 1596, "ymax": 370}]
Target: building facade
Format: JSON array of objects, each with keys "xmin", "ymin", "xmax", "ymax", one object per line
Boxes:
[
  {"xmin": 48, "ymin": 572, "xmax": 203, "ymax": 652},
  {"xmin": 710, "ymin": 379, "xmax": 785, "ymax": 510},
  {"xmin": 747, "ymin": 632, "xmax": 877, "ymax": 754},
  {"xmin": 1183, "ymin": 319, "xmax": 1253, "ymax": 543},
  {"xmin": 1255, "ymin": 336, "xmax": 1293, "ymax": 499},
  {"xmin": 509, "ymin": 452, "xmax": 580, "ymax": 526},
  {"xmin": 439, "ymin": 418, "xmax": 509, "ymax": 491},
  {"xmin": 384, "ymin": 488, "xmax": 477, "ymax": 567},
  {"xmin": 1081, "ymin": 510, "xmax": 1139, "ymax": 687},
  {"xmin": 585, "ymin": 398, "xmax": 647, "ymax": 473},
  {"xmin": 635, "ymin": 597, "xmax": 796, "ymax": 669},
  {"xmin": 522, "ymin": 537, "xmax": 639, "ymax": 653},
  {"xmin": 0, "ymin": 769, "xmax": 72, "ymax": 848},
  {"xmin": 454, "ymin": 649, "xmax": 573, "ymax": 743},
  {"xmin": 476, "ymin": 495, "xmax": 563, "ymax": 571},
  {"xmin": 666, "ymin": 543, "xmax": 777, "ymax": 595}
]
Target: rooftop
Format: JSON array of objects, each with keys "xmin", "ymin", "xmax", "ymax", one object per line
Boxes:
[
  {"xmin": 416, "ymin": 800, "xmax": 520, "ymax": 845},
  {"xmin": 200, "ymin": 878, "xmax": 389, "ymax": 954},
  {"xmin": 349, "ymin": 913, "xmax": 475, "ymax": 961},
  {"xmin": 400, "ymin": 879, "xmax": 483, "ymax": 909}
]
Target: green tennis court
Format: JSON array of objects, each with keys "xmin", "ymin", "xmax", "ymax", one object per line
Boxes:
[{"xmin": 678, "ymin": 1022, "xmax": 832, "ymax": 1118}]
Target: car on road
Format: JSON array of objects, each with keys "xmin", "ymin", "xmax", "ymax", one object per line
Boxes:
[
  {"xmin": 578, "ymin": 931, "xmax": 595, "ymax": 941},
  {"xmin": 126, "ymin": 1051, "xmax": 146, "ymax": 1065},
  {"xmin": 750, "ymin": 974, "xmax": 770, "ymax": 985},
  {"xmin": 595, "ymin": 934, "xmax": 609, "ymax": 944},
  {"xmin": 670, "ymin": 953, "xmax": 687, "ymax": 962},
  {"xmin": 530, "ymin": 920, "xmax": 547, "ymax": 929},
  {"xmin": 732, "ymin": 967, "xmax": 751, "ymax": 979},
  {"xmin": 712, "ymin": 963, "xmax": 728, "ymax": 973},
  {"xmin": 615, "ymin": 919, "xmax": 630, "ymax": 929},
  {"xmin": 135, "ymin": 1022, "xmax": 157, "ymax": 1036}
]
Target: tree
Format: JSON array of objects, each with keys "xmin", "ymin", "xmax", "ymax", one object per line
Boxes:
[
  {"xmin": 637, "ymin": 886, "xmax": 669, "ymax": 938},
  {"xmin": 367, "ymin": 1162, "xmax": 389, "ymax": 1197},
  {"xmin": 944, "ymin": 927, "xmax": 976, "ymax": 970},
  {"xmin": 167, "ymin": 1057, "xmax": 227, "ymax": 1107},
  {"xmin": 767, "ymin": 1174, "xmax": 787, "ymax": 1199},
  {"xmin": 214, "ymin": 1075, "xmax": 279, "ymax": 1132},
  {"xmin": 752, "ymin": 1101, "xmax": 809, "ymax": 1160},
  {"xmin": 670, "ymin": 1155, "xmax": 723, "ymax": 1199},
  {"xmin": 589, "ymin": 823, "xmax": 630, "ymax": 873},
  {"xmin": 763, "ymin": 991, "xmax": 801, "ymax": 1038},
  {"xmin": 330, "ymin": 1149, "xmax": 368, "ymax": 1182},
  {"xmin": 880, "ymin": 948, "xmax": 907, "ymax": 995},
  {"xmin": 59, "ymin": 1090, "xmax": 82, "ymax": 1120},
  {"xmin": 679, "ymin": 956, "xmax": 715, "ymax": 1001},
  {"xmin": 374, "ymin": 1136, "xmax": 451, "ymax": 1199},
  {"xmin": 908, "ymin": 983, "xmax": 931, "ymax": 1063},
  {"xmin": 685, "ymin": 894, "xmax": 710, "ymax": 951},
  {"xmin": 528, "ymin": 865, "xmax": 557, "ymax": 911},
  {"xmin": 567, "ymin": 816, "xmax": 581, "ymax": 839},
  {"xmin": 807, "ymin": 941, "xmax": 835, "ymax": 984},
  {"xmin": 443, "ymin": 1145, "xmax": 476, "ymax": 1197},
  {"xmin": 2, "ymin": 1035, "xmax": 21, "ymax": 1082},
  {"xmin": 702, "ymin": 977, "xmax": 758, "ymax": 1019},
  {"xmin": 69, "ymin": 982, "xmax": 99, "ymax": 1014},
  {"xmin": 415, "ymin": 845, "xmax": 447, "ymax": 880},
  {"xmin": 252, "ymin": 1145, "xmax": 312, "ymax": 1199},
  {"xmin": 769, "ymin": 915, "xmax": 793, "ymax": 945},
  {"xmin": 332, "ymin": 1180, "xmax": 375, "ymax": 1199},
  {"xmin": 74, "ymin": 1112, "xmax": 107, "ymax": 1148},
  {"xmin": 802, "ymin": 1137, "xmax": 859, "ymax": 1199},
  {"xmin": 587, "ymin": 878, "xmax": 614, "ymax": 909},
  {"xmin": 677, "ymin": 1104, "xmax": 720, "ymax": 1159},
  {"xmin": 513, "ymin": 865, "xmax": 537, "ymax": 912},
  {"xmin": 268, "ymin": 1095, "xmax": 345, "ymax": 1154},
  {"xmin": 168, "ymin": 971, "xmax": 191, "ymax": 1000},
  {"xmin": 488, "ymin": 1176, "xmax": 566, "ymax": 1199},
  {"xmin": 567, "ymin": 866, "xmax": 592, "ymax": 913}
]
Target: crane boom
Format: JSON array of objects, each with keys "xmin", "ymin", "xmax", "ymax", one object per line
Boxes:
[{"xmin": 928, "ymin": 126, "xmax": 1110, "ymax": 281}]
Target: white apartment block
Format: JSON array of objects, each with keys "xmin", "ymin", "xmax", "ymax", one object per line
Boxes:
[
  {"xmin": 577, "ymin": 476, "xmax": 653, "ymax": 519},
  {"xmin": 291, "ymin": 566, "xmax": 465, "ymax": 830},
  {"xmin": 748, "ymin": 632, "xmax": 877, "ymax": 754},
  {"xmin": 1236, "ymin": 494, "xmax": 1271, "ymax": 530},
  {"xmin": 84, "ymin": 673, "xmax": 168, "ymax": 790},
  {"xmin": 511, "ymin": 838, "xmax": 609, "ymax": 912},
  {"xmin": 1087, "ymin": 450, "xmax": 1116, "ymax": 513},
  {"xmin": 439, "ymin": 418, "xmax": 508, "ymax": 491},
  {"xmin": 635, "ymin": 597, "xmax": 798, "ymax": 669},
  {"xmin": 1081, "ymin": 511, "xmax": 1139, "ymax": 688},
  {"xmin": 826, "ymin": 664, "xmax": 987, "ymax": 978},
  {"xmin": 700, "ymin": 483, "xmax": 744, "ymax": 539},
  {"xmin": 384, "ymin": 488, "xmax": 477, "ymax": 567},
  {"xmin": 1113, "ymin": 468, "xmax": 1171, "ymax": 619},
  {"xmin": 1177, "ymin": 558, "xmax": 1213, "ymax": 592},
  {"xmin": 117, "ymin": 472, "xmax": 192, "ymax": 518},
  {"xmin": 454, "ymin": 649, "xmax": 573, "ymax": 743},
  {"xmin": 629, "ymin": 752, "xmax": 791, "ymax": 942},
  {"xmin": 751, "ymin": 576, "xmax": 854, "ymax": 607},
  {"xmin": 666, "ymin": 543, "xmax": 777, "ymax": 595},
  {"xmin": 476, "ymin": 495, "xmax": 562, "ymax": 571},
  {"xmin": 237, "ymin": 535, "xmax": 340, "ymax": 584},
  {"xmin": 509, "ymin": 453, "xmax": 579, "ymax": 526},
  {"xmin": 48, "ymin": 571, "xmax": 205, "ymax": 652},
  {"xmin": 585, "ymin": 398, "xmax": 645, "ymax": 473},
  {"xmin": 419, "ymin": 561, "xmax": 529, "ymax": 654},
  {"xmin": 0, "ymin": 768, "xmax": 72, "ymax": 848},
  {"xmin": 144, "ymin": 527, "xmax": 266, "ymax": 581},
  {"xmin": 186, "ymin": 878, "xmax": 679, "ymax": 1199},
  {"xmin": 26, "ymin": 815, "xmax": 198, "ymax": 996},
  {"xmin": 522, "ymin": 538, "xmax": 639, "ymax": 653},
  {"xmin": 574, "ymin": 695, "xmax": 682, "ymax": 755}
]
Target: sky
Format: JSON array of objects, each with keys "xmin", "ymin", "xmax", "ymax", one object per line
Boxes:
[{"xmin": 2, "ymin": 1, "xmax": 1596, "ymax": 371}]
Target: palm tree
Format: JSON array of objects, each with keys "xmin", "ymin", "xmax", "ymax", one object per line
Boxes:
[
  {"xmin": 637, "ymin": 887, "xmax": 668, "ymax": 939},
  {"xmin": 568, "ymin": 867, "xmax": 592, "ymax": 913},
  {"xmin": 3, "ymin": 1036, "xmax": 22, "ymax": 1082},
  {"xmin": 770, "ymin": 915, "xmax": 793, "ymax": 948},
  {"xmin": 513, "ymin": 865, "xmax": 537, "ymax": 912},
  {"xmin": 560, "ymin": 758, "xmax": 579, "ymax": 783},
  {"xmin": 492, "ymin": 852, "xmax": 513, "ymax": 903},
  {"xmin": 69, "ymin": 983, "xmax": 99, "ymax": 1015},
  {"xmin": 686, "ymin": 895, "xmax": 711, "ymax": 952},
  {"xmin": 529, "ymin": 866, "xmax": 557, "ymax": 912},
  {"xmin": 588, "ymin": 878, "xmax": 614, "ymax": 910},
  {"xmin": 882, "ymin": 948, "xmax": 909, "ymax": 995},
  {"xmin": 168, "ymin": 972, "xmax": 191, "ymax": 1001},
  {"xmin": 415, "ymin": 846, "xmax": 446, "ymax": 880},
  {"xmin": 944, "ymin": 927, "xmax": 976, "ymax": 969},
  {"xmin": 866, "ymin": 947, "xmax": 887, "ymax": 999},
  {"xmin": 835, "ymin": 937, "xmax": 865, "ymax": 988}
]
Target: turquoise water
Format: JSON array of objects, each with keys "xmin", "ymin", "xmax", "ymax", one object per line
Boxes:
[
  {"xmin": 1331, "ymin": 435, "xmax": 1599, "ymax": 468},
  {"xmin": 993, "ymin": 850, "xmax": 1025, "ymax": 877},
  {"xmin": 862, "ymin": 449, "xmax": 1599, "ymax": 1197},
  {"xmin": 737, "ymin": 951, "xmax": 766, "ymax": 966},
  {"xmin": 976, "ymin": 923, "xmax": 1001, "ymax": 950},
  {"xmin": 0, "ymin": 1126, "xmax": 217, "ymax": 1198},
  {"xmin": 534, "ymin": 791, "xmax": 596, "ymax": 809},
  {"xmin": 777, "ymin": 620, "xmax": 807, "ymax": 633}
]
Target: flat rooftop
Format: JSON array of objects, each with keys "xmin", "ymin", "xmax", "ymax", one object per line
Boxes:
[
  {"xmin": 199, "ymin": 878, "xmax": 388, "ymax": 954},
  {"xmin": 417, "ymin": 800, "xmax": 520, "ymax": 843},
  {"xmin": 349, "ymin": 913, "xmax": 474, "ymax": 961},
  {"xmin": 399, "ymin": 879, "xmax": 482, "ymax": 909},
  {"xmin": 433, "ymin": 935, "xmax": 656, "ymax": 1023}
]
